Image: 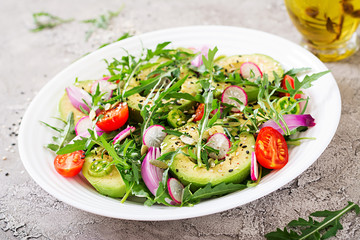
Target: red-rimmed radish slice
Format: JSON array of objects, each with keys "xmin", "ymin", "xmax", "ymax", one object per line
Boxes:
[
  {"xmin": 90, "ymin": 79, "xmax": 114, "ymax": 100},
  {"xmin": 75, "ymin": 116, "xmax": 104, "ymax": 137},
  {"xmin": 221, "ymin": 86, "xmax": 248, "ymax": 113},
  {"xmin": 143, "ymin": 125, "xmax": 167, "ymax": 147},
  {"xmin": 251, "ymin": 152, "xmax": 259, "ymax": 181},
  {"xmin": 113, "ymin": 126, "xmax": 136, "ymax": 144},
  {"xmin": 141, "ymin": 147, "xmax": 163, "ymax": 196},
  {"xmin": 167, "ymin": 178, "xmax": 184, "ymax": 204},
  {"xmin": 240, "ymin": 62, "xmax": 263, "ymax": 80},
  {"xmin": 66, "ymin": 86, "xmax": 92, "ymax": 112},
  {"xmin": 206, "ymin": 133, "xmax": 231, "ymax": 159}
]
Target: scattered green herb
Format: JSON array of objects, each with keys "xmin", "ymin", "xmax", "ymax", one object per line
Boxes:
[
  {"xmin": 31, "ymin": 12, "xmax": 74, "ymax": 32},
  {"xmin": 265, "ymin": 201, "xmax": 360, "ymax": 240},
  {"xmin": 82, "ymin": 5, "xmax": 124, "ymax": 40}
]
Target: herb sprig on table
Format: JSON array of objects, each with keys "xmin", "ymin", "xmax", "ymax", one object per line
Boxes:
[
  {"xmin": 31, "ymin": 12, "xmax": 74, "ymax": 32},
  {"xmin": 265, "ymin": 201, "xmax": 360, "ymax": 240}
]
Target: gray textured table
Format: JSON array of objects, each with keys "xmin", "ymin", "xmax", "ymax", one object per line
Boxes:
[{"xmin": 1, "ymin": 0, "xmax": 360, "ymax": 239}]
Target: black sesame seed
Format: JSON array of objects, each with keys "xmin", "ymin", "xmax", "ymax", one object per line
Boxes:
[
  {"xmin": 239, "ymin": 143, "xmax": 243, "ymax": 146},
  {"xmin": 5, "ymin": 173, "xmax": 9, "ymax": 176},
  {"xmin": 242, "ymin": 145, "xmax": 247, "ymax": 148},
  {"xmin": 176, "ymin": 169, "xmax": 179, "ymax": 172},
  {"xmin": 228, "ymin": 169, "xmax": 233, "ymax": 172},
  {"xmin": 246, "ymin": 150, "xmax": 249, "ymax": 154}
]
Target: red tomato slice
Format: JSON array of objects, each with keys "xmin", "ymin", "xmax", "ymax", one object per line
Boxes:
[
  {"xmin": 96, "ymin": 102, "xmax": 129, "ymax": 132},
  {"xmin": 280, "ymin": 75, "xmax": 302, "ymax": 99},
  {"xmin": 193, "ymin": 103, "xmax": 205, "ymax": 122},
  {"xmin": 54, "ymin": 150, "xmax": 85, "ymax": 177},
  {"xmin": 255, "ymin": 127, "xmax": 288, "ymax": 169}
]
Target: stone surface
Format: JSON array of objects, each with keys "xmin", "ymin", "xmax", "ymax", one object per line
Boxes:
[{"xmin": 0, "ymin": 0, "xmax": 359, "ymax": 239}]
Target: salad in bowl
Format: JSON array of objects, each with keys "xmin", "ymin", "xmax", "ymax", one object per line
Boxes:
[{"xmin": 43, "ymin": 42, "xmax": 328, "ymax": 207}]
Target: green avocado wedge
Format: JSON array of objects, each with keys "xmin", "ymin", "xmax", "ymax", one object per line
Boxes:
[
  {"xmin": 161, "ymin": 124, "xmax": 255, "ymax": 190},
  {"xmin": 82, "ymin": 153, "xmax": 126, "ymax": 198},
  {"xmin": 215, "ymin": 54, "xmax": 284, "ymax": 82}
]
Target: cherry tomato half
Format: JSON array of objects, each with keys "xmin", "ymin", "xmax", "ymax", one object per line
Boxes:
[
  {"xmin": 54, "ymin": 150, "xmax": 85, "ymax": 177},
  {"xmin": 279, "ymin": 75, "xmax": 302, "ymax": 99},
  {"xmin": 255, "ymin": 127, "xmax": 288, "ymax": 169},
  {"xmin": 193, "ymin": 103, "xmax": 205, "ymax": 122},
  {"xmin": 96, "ymin": 102, "xmax": 129, "ymax": 132}
]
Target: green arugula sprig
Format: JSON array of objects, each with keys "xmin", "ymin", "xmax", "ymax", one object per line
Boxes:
[
  {"xmin": 195, "ymin": 47, "xmax": 219, "ymax": 168},
  {"xmin": 265, "ymin": 201, "xmax": 360, "ymax": 240},
  {"xmin": 41, "ymin": 112, "xmax": 76, "ymax": 152},
  {"xmin": 82, "ymin": 5, "xmax": 124, "ymax": 40},
  {"xmin": 31, "ymin": 12, "xmax": 74, "ymax": 32}
]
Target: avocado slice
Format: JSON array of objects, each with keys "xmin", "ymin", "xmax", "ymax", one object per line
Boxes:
[
  {"xmin": 82, "ymin": 153, "xmax": 126, "ymax": 198},
  {"xmin": 126, "ymin": 56, "xmax": 202, "ymax": 122},
  {"xmin": 215, "ymin": 54, "xmax": 284, "ymax": 82},
  {"xmin": 58, "ymin": 80, "xmax": 94, "ymax": 124},
  {"xmin": 161, "ymin": 123, "xmax": 255, "ymax": 189},
  {"xmin": 214, "ymin": 54, "xmax": 284, "ymax": 102}
]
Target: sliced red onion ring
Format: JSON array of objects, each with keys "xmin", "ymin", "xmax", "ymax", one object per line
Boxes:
[
  {"xmin": 113, "ymin": 126, "xmax": 136, "ymax": 144},
  {"xmin": 259, "ymin": 114, "xmax": 316, "ymax": 135},
  {"xmin": 251, "ymin": 152, "xmax": 259, "ymax": 181},
  {"xmin": 66, "ymin": 86, "xmax": 92, "ymax": 112},
  {"xmin": 190, "ymin": 46, "xmax": 210, "ymax": 67},
  {"xmin": 141, "ymin": 147, "xmax": 164, "ymax": 196}
]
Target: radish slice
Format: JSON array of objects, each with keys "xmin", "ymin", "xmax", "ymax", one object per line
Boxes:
[
  {"xmin": 75, "ymin": 116, "xmax": 104, "ymax": 137},
  {"xmin": 206, "ymin": 133, "xmax": 231, "ymax": 159},
  {"xmin": 90, "ymin": 79, "xmax": 114, "ymax": 100},
  {"xmin": 240, "ymin": 62, "xmax": 263, "ymax": 80},
  {"xmin": 251, "ymin": 152, "xmax": 259, "ymax": 181},
  {"xmin": 221, "ymin": 86, "xmax": 248, "ymax": 113},
  {"xmin": 66, "ymin": 86, "xmax": 92, "ymax": 112},
  {"xmin": 113, "ymin": 126, "xmax": 135, "ymax": 144},
  {"xmin": 143, "ymin": 125, "xmax": 167, "ymax": 147},
  {"xmin": 167, "ymin": 178, "xmax": 184, "ymax": 204},
  {"xmin": 141, "ymin": 147, "xmax": 163, "ymax": 196}
]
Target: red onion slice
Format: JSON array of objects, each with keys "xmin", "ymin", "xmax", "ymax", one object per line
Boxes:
[
  {"xmin": 259, "ymin": 114, "xmax": 316, "ymax": 135},
  {"xmin": 190, "ymin": 46, "xmax": 210, "ymax": 67},
  {"xmin": 66, "ymin": 86, "xmax": 92, "ymax": 113},
  {"xmin": 141, "ymin": 147, "xmax": 164, "ymax": 196}
]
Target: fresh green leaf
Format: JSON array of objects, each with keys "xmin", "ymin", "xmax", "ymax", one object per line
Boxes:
[
  {"xmin": 31, "ymin": 12, "xmax": 74, "ymax": 32},
  {"xmin": 265, "ymin": 201, "xmax": 360, "ymax": 240},
  {"xmin": 191, "ymin": 182, "xmax": 247, "ymax": 201}
]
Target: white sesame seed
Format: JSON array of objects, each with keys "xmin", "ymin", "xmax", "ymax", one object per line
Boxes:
[{"xmin": 2, "ymin": 156, "xmax": 7, "ymax": 160}]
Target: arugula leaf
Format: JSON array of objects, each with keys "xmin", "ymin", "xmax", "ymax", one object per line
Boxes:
[
  {"xmin": 31, "ymin": 12, "xmax": 74, "ymax": 32},
  {"xmin": 286, "ymin": 71, "xmax": 330, "ymax": 98},
  {"xmin": 56, "ymin": 137, "xmax": 87, "ymax": 155},
  {"xmin": 190, "ymin": 182, "xmax": 246, "ymax": 201},
  {"xmin": 265, "ymin": 201, "xmax": 360, "ymax": 240},
  {"xmin": 82, "ymin": 5, "xmax": 124, "ymax": 40},
  {"xmin": 284, "ymin": 67, "xmax": 311, "ymax": 77},
  {"xmin": 43, "ymin": 112, "xmax": 76, "ymax": 152}
]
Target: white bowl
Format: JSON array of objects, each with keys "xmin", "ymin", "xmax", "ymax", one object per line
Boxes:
[{"xmin": 18, "ymin": 26, "xmax": 341, "ymax": 221}]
